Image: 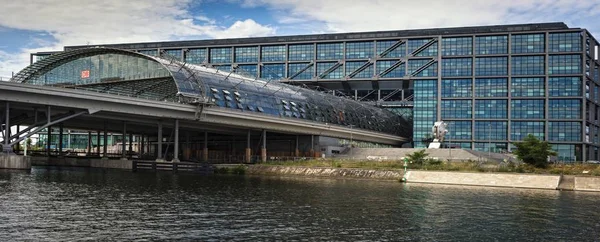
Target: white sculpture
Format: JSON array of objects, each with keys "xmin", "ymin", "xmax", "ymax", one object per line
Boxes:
[{"xmin": 428, "ymin": 121, "xmax": 448, "ymax": 149}]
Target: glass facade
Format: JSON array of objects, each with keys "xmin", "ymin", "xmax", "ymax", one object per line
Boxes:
[
  {"xmin": 512, "ymin": 121, "xmax": 545, "ymax": 140},
  {"xmin": 476, "ymin": 35, "xmax": 508, "ymax": 54},
  {"xmin": 475, "ymin": 100, "xmax": 507, "ymax": 119},
  {"xmin": 475, "ymin": 78, "xmax": 507, "ymax": 97},
  {"xmin": 413, "ymin": 80, "xmax": 437, "ymax": 148},
  {"xmin": 475, "ymin": 57, "xmax": 507, "ymax": 76},
  {"xmin": 442, "ymin": 79, "xmax": 471, "ymax": 98},
  {"xmin": 475, "ymin": 121, "xmax": 507, "ymax": 140},
  {"xmin": 549, "ymin": 122, "xmax": 581, "ymax": 141},
  {"xmin": 442, "ymin": 58, "xmax": 472, "ymax": 77},
  {"xmin": 38, "ymin": 24, "xmax": 597, "ymax": 162},
  {"xmin": 442, "ymin": 37, "xmax": 472, "ymax": 56},
  {"xmin": 447, "ymin": 121, "xmax": 472, "ymax": 140},
  {"xmin": 511, "ymin": 99, "xmax": 544, "ymax": 119}
]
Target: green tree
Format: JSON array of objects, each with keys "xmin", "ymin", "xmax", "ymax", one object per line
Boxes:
[
  {"xmin": 513, "ymin": 134, "xmax": 557, "ymax": 168},
  {"xmin": 406, "ymin": 149, "xmax": 429, "ymax": 165}
]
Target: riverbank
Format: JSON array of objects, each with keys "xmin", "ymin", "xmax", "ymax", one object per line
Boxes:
[{"xmin": 242, "ymin": 165, "xmax": 600, "ymax": 192}]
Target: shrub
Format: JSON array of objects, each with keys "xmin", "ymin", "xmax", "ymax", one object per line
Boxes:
[
  {"xmin": 406, "ymin": 150, "xmax": 429, "ymax": 165},
  {"xmin": 513, "ymin": 134, "xmax": 557, "ymax": 168}
]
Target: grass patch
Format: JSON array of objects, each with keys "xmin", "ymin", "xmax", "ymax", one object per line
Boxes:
[
  {"xmin": 260, "ymin": 158, "xmax": 600, "ymax": 176},
  {"xmin": 214, "ymin": 165, "xmax": 246, "ymax": 175}
]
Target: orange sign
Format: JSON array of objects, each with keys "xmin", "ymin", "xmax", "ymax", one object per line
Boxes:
[{"xmin": 81, "ymin": 70, "xmax": 90, "ymax": 79}]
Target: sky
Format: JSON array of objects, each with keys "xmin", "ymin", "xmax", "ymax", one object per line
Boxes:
[{"xmin": 0, "ymin": 0, "xmax": 600, "ymax": 79}]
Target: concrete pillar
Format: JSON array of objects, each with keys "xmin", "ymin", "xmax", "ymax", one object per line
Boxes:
[
  {"xmin": 87, "ymin": 131, "xmax": 92, "ymax": 155},
  {"xmin": 3, "ymin": 102, "xmax": 11, "ymax": 153},
  {"xmin": 203, "ymin": 131, "xmax": 208, "ymax": 162},
  {"xmin": 96, "ymin": 131, "xmax": 100, "ymax": 155},
  {"xmin": 141, "ymin": 134, "xmax": 145, "ymax": 155},
  {"xmin": 156, "ymin": 122, "xmax": 163, "ymax": 162},
  {"xmin": 58, "ymin": 123, "xmax": 63, "ymax": 156},
  {"xmin": 102, "ymin": 123, "xmax": 108, "ymax": 159},
  {"xmin": 47, "ymin": 126, "xmax": 51, "ymax": 156},
  {"xmin": 310, "ymin": 134, "xmax": 315, "ymax": 158},
  {"xmin": 295, "ymin": 135, "xmax": 300, "ymax": 157},
  {"xmin": 261, "ymin": 129, "xmax": 267, "ymax": 162},
  {"xmin": 121, "ymin": 122, "xmax": 127, "ymax": 160},
  {"xmin": 245, "ymin": 130, "xmax": 251, "ymax": 163},
  {"xmin": 15, "ymin": 125, "xmax": 19, "ymax": 152},
  {"xmin": 173, "ymin": 119, "xmax": 179, "ymax": 162}
]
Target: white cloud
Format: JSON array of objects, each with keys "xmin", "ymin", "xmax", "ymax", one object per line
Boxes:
[
  {"xmin": 0, "ymin": 0, "xmax": 275, "ymax": 77},
  {"xmin": 246, "ymin": 0, "xmax": 600, "ymax": 34}
]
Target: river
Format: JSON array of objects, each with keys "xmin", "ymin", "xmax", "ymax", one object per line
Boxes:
[{"xmin": 1, "ymin": 167, "xmax": 599, "ymax": 241}]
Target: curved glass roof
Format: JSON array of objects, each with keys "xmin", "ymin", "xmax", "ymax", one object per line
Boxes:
[{"xmin": 11, "ymin": 47, "xmax": 411, "ymax": 137}]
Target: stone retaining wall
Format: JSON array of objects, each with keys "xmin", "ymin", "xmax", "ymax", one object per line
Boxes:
[
  {"xmin": 247, "ymin": 165, "xmax": 403, "ymax": 180},
  {"xmin": 0, "ymin": 154, "xmax": 31, "ymax": 170},
  {"xmin": 404, "ymin": 171, "xmax": 561, "ymax": 190},
  {"xmin": 574, "ymin": 177, "xmax": 600, "ymax": 192}
]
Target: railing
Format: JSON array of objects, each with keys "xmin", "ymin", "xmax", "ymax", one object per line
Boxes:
[{"xmin": 132, "ymin": 160, "xmax": 214, "ymax": 173}]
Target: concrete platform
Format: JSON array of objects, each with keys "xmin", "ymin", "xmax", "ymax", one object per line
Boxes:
[
  {"xmin": 404, "ymin": 170, "xmax": 561, "ymax": 190},
  {"xmin": 0, "ymin": 154, "xmax": 32, "ymax": 170},
  {"xmin": 574, "ymin": 177, "xmax": 600, "ymax": 192}
]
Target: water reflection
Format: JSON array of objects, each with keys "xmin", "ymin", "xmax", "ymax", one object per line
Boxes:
[{"xmin": 0, "ymin": 167, "xmax": 599, "ymax": 241}]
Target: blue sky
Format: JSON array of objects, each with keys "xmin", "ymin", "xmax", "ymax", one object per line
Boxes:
[{"xmin": 1, "ymin": 0, "xmax": 599, "ymax": 78}]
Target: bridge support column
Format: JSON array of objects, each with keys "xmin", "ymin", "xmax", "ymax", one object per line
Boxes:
[
  {"xmin": 58, "ymin": 123, "xmax": 63, "ymax": 157},
  {"xmin": 172, "ymin": 119, "xmax": 180, "ymax": 162},
  {"xmin": 128, "ymin": 133, "xmax": 133, "ymax": 158},
  {"xmin": 121, "ymin": 122, "xmax": 127, "ymax": 160},
  {"xmin": 156, "ymin": 121, "xmax": 164, "ymax": 162},
  {"xmin": 96, "ymin": 131, "xmax": 100, "ymax": 155},
  {"xmin": 245, "ymin": 130, "xmax": 251, "ymax": 163},
  {"xmin": 261, "ymin": 129, "xmax": 267, "ymax": 163},
  {"xmin": 295, "ymin": 135, "xmax": 300, "ymax": 158},
  {"xmin": 2, "ymin": 102, "xmax": 11, "ymax": 153},
  {"xmin": 102, "ymin": 122, "xmax": 108, "ymax": 160},
  {"xmin": 203, "ymin": 131, "xmax": 208, "ymax": 162},
  {"xmin": 87, "ymin": 131, "xmax": 92, "ymax": 155},
  {"xmin": 47, "ymin": 126, "xmax": 52, "ymax": 156},
  {"xmin": 141, "ymin": 134, "xmax": 145, "ymax": 156},
  {"xmin": 310, "ymin": 135, "xmax": 315, "ymax": 158}
]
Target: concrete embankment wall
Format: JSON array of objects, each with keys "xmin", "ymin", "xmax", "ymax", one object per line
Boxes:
[
  {"xmin": 32, "ymin": 157, "xmax": 131, "ymax": 170},
  {"xmin": 246, "ymin": 165, "xmax": 403, "ymax": 180},
  {"xmin": 404, "ymin": 171, "xmax": 561, "ymax": 190},
  {"xmin": 574, "ymin": 177, "xmax": 600, "ymax": 192},
  {"xmin": 0, "ymin": 154, "xmax": 32, "ymax": 170}
]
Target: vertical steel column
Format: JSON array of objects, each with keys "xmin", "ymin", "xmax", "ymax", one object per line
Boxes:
[
  {"xmin": 185, "ymin": 132, "xmax": 190, "ymax": 160},
  {"xmin": 245, "ymin": 130, "xmax": 251, "ymax": 163},
  {"xmin": 157, "ymin": 122, "xmax": 163, "ymax": 161},
  {"xmin": 96, "ymin": 131, "xmax": 101, "ymax": 155},
  {"xmin": 261, "ymin": 129, "xmax": 267, "ymax": 162},
  {"xmin": 47, "ymin": 126, "xmax": 51, "ymax": 156},
  {"xmin": 295, "ymin": 135, "xmax": 299, "ymax": 157},
  {"xmin": 311, "ymin": 134, "xmax": 315, "ymax": 157},
  {"xmin": 121, "ymin": 122, "xmax": 127, "ymax": 159},
  {"xmin": 203, "ymin": 131, "xmax": 208, "ymax": 162},
  {"xmin": 173, "ymin": 119, "xmax": 179, "ymax": 162},
  {"xmin": 103, "ymin": 122, "xmax": 108, "ymax": 158},
  {"xmin": 141, "ymin": 134, "xmax": 145, "ymax": 155},
  {"xmin": 128, "ymin": 133, "xmax": 133, "ymax": 154},
  {"xmin": 4, "ymin": 102, "xmax": 9, "ymax": 148},
  {"xmin": 87, "ymin": 131, "xmax": 92, "ymax": 155},
  {"xmin": 58, "ymin": 123, "xmax": 63, "ymax": 156},
  {"xmin": 15, "ymin": 125, "xmax": 19, "ymax": 152}
]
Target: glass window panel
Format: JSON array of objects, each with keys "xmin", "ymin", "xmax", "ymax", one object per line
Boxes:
[
  {"xmin": 475, "ymin": 57, "xmax": 507, "ymax": 76},
  {"xmin": 376, "ymin": 60, "xmax": 405, "ymax": 78},
  {"xmin": 511, "ymin": 99, "xmax": 544, "ymax": 119},
  {"xmin": 441, "ymin": 100, "xmax": 472, "ymax": 119},
  {"xmin": 442, "ymin": 37, "xmax": 472, "ymax": 56},
  {"xmin": 184, "ymin": 48, "xmax": 207, "ymax": 64},
  {"xmin": 476, "ymin": 35, "xmax": 508, "ymax": 54},
  {"xmin": 163, "ymin": 49, "xmax": 182, "ymax": 60},
  {"xmin": 548, "ymin": 77, "xmax": 581, "ymax": 96},
  {"xmin": 446, "ymin": 121, "xmax": 472, "ymax": 140},
  {"xmin": 548, "ymin": 54, "xmax": 581, "ymax": 75},
  {"xmin": 317, "ymin": 43, "xmax": 343, "ymax": 60},
  {"xmin": 235, "ymin": 64, "xmax": 257, "ymax": 78},
  {"xmin": 511, "ymin": 77, "xmax": 545, "ymax": 97},
  {"xmin": 317, "ymin": 62, "xmax": 343, "ymax": 79},
  {"xmin": 512, "ymin": 56, "xmax": 545, "ymax": 75},
  {"xmin": 549, "ymin": 99, "xmax": 581, "ymax": 119},
  {"xmin": 376, "ymin": 40, "xmax": 405, "ymax": 58},
  {"xmin": 475, "ymin": 78, "xmax": 507, "ymax": 97},
  {"xmin": 549, "ymin": 122, "xmax": 581, "ymax": 141},
  {"xmin": 261, "ymin": 63, "xmax": 285, "ymax": 80},
  {"xmin": 549, "ymin": 32, "xmax": 582, "ymax": 52},
  {"xmin": 288, "ymin": 63, "xmax": 313, "ymax": 80},
  {"xmin": 475, "ymin": 121, "xmax": 507, "ymax": 140},
  {"xmin": 511, "ymin": 34, "xmax": 545, "ymax": 53},
  {"xmin": 408, "ymin": 59, "xmax": 437, "ymax": 77},
  {"xmin": 210, "ymin": 47, "xmax": 232, "ymax": 64},
  {"xmin": 413, "ymin": 80, "xmax": 438, "ymax": 147},
  {"xmin": 475, "ymin": 100, "xmax": 507, "ymax": 119},
  {"xmin": 345, "ymin": 61, "xmax": 373, "ymax": 79},
  {"xmin": 346, "ymin": 41, "xmax": 373, "ymax": 59},
  {"xmin": 511, "ymin": 121, "xmax": 545, "ymax": 140},
  {"xmin": 261, "ymin": 45, "xmax": 286, "ymax": 62},
  {"xmin": 442, "ymin": 79, "xmax": 472, "ymax": 98},
  {"xmin": 288, "ymin": 44, "xmax": 314, "ymax": 61},
  {"xmin": 235, "ymin": 46, "xmax": 259, "ymax": 63},
  {"xmin": 441, "ymin": 58, "xmax": 472, "ymax": 77}
]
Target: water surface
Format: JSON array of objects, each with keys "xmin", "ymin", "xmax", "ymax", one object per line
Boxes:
[{"xmin": 1, "ymin": 167, "xmax": 599, "ymax": 241}]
